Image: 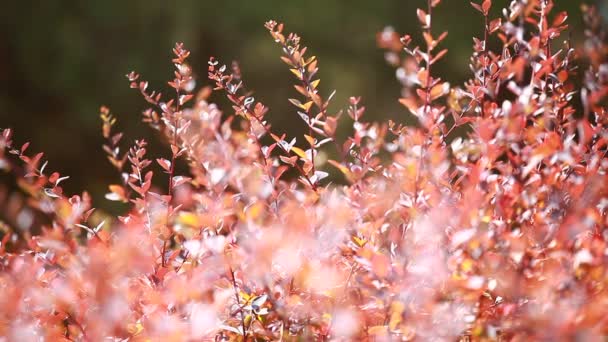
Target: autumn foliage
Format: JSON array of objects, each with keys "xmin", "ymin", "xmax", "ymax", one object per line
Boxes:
[{"xmin": 2, "ymin": 0, "xmax": 608, "ymax": 340}]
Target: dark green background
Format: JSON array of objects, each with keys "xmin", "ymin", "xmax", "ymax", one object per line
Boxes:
[{"xmin": 0, "ymin": 1, "xmax": 602, "ymax": 207}]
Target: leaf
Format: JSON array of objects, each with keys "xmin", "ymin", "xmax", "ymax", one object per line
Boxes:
[
  {"xmin": 417, "ymin": 69, "xmax": 429, "ymax": 88},
  {"xmin": 245, "ymin": 202, "xmax": 265, "ymax": 221},
  {"xmin": 294, "ymin": 84, "xmax": 307, "ymax": 96},
  {"xmin": 280, "ymin": 56, "xmax": 293, "ymax": 66},
  {"xmin": 552, "ymin": 11, "xmax": 568, "ymax": 27},
  {"xmin": 307, "ymin": 59, "xmax": 318, "ymax": 73},
  {"xmin": 470, "ymin": 2, "xmax": 483, "ymax": 13},
  {"xmin": 352, "ymin": 236, "xmax": 367, "ymax": 247},
  {"xmin": 416, "ymin": 8, "xmax": 429, "ymax": 27},
  {"xmin": 423, "ymin": 32, "xmax": 435, "ymax": 49},
  {"xmin": 323, "ymin": 117, "xmax": 338, "ymax": 136},
  {"xmin": 430, "ymin": 82, "xmax": 450, "ymax": 100},
  {"xmin": 128, "ymin": 183, "xmax": 144, "ymax": 196},
  {"xmin": 368, "ymin": 326, "xmax": 388, "ymax": 336},
  {"xmin": 288, "ymin": 98, "xmax": 302, "ymax": 108},
  {"xmin": 219, "ymin": 324, "xmax": 243, "ymax": 335},
  {"xmin": 20, "ymin": 142, "xmax": 30, "ymax": 154},
  {"xmin": 489, "ymin": 18, "xmax": 502, "ymax": 34},
  {"xmin": 127, "ymin": 322, "xmax": 144, "ymax": 336},
  {"xmin": 311, "ymin": 170, "xmax": 329, "ymax": 183},
  {"xmin": 399, "ymin": 98, "xmax": 419, "ymax": 116},
  {"xmin": 328, "ymin": 160, "xmax": 352, "ymax": 178},
  {"xmin": 251, "ymin": 294, "xmax": 268, "ymax": 310},
  {"xmin": 291, "ymin": 99, "xmax": 313, "ymax": 113},
  {"xmin": 280, "ymin": 155, "xmax": 297, "ymax": 166},
  {"xmin": 301, "ymin": 101, "xmax": 313, "ymax": 112},
  {"xmin": 291, "ymin": 146, "xmax": 308, "ymax": 159},
  {"xmin": 106, "ymin": 184, "xmax": 127, "ymax": 202},
  {"xmin": 172, "ymin": 176, "xmax": 191, "ymax": 187},
  {"xmin": 178, "ymin": 94, "xmax": 194, "ymax": 106},
  {"xmin": 304, "ymin": 134, "xmax": 315, "ymax": 146},
  {"xmin": 389, "ymin": 301, "xmax": 405, "ymax": 330},
  {"xmin": 178, "ymin": 212, "xmax": 200, "ymax": 227},
  {"xmin": 43, "ymin": 188, "xmax": 60, "ymax": 198},
  {"xmin": 431, "ymin": 49, "xmax": 448, "ymax": 65},
  {"xmin": 290, "ymin": 68, "xmax": 303, "ymax": 80},
  {"xmin": 482, "ymin": 0, "xmax": 491, "ymax": 14},
  {"xmin": 157, "ymin": 158, "xmax": 172, "ymax": 172}
]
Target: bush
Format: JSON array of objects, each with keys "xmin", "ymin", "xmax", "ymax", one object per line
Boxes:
[{"xmin": 1, "ymin": 0, "xmax": 607, "ymax": 340}]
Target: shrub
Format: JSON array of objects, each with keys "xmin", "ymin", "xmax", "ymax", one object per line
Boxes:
[{"xmin": 1, "ymin": 0, "xmax": 608, "ymax": 340}]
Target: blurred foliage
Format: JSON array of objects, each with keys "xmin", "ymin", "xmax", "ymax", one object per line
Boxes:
[{"xmin": 0, "ymin": 0, "xmax": 601, "ymax": 206}]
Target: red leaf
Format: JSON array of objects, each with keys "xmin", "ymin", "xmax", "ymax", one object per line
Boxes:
[
  {"xmin": 489, "ymin": 18, "xmax": 502, "ymax": 34},
  {"xmin": 552, "ymin": 11, "xmax": 568, "ymax": 27},
  {"xmin": 20, "ymin": 142, "xmax": 30, "ymax": 154},
  {"xmin": 482, "ymin": 0, "xmax": 491, "ymax": 15}
]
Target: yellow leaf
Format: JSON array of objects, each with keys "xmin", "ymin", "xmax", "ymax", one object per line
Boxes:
[
  {"xmin": 290, "ymin": 68, "xmax": 302, "ymax": 80},
  {"xmin": 461, "ymin": 258, "xmax": 474, "ymax": 273},
  {"xmin": 127, "ymin": 322, "xmax": 144, "ymax": 336},
  {"xmin": 305, "ymin": 56, "xmax": 316, "ymax": 66},
  {"xmin": 246, "ymin": 202, "xmax": 265, "ymax": 221},
  {"xmin": 240, "ymin": 291, "xmax": 251, "ymax": 301},
  {"xmin": 291, "ymin": 146, "xmax": 308, "ymax": 159},
  {"xmin": 301, "ymin": 101, "xmax": 313, "ymax": 112},
  {"xmin": 328, "ymin": 160, "xmax": 352, "ymax": 178},
  {"xmin": 178, "ymin": 212, "xmax": 200, "ymax": 227},
  {"xmin": 389, "ymin": 301, "xmax": 405, "ymax": 330},
  {"xmin": 310, "ymin": 79, "xmax": 320, "ymax": 89},
  {"xmin": 353, "ymin": 236, "xmax": 367, "ymax": 247}
]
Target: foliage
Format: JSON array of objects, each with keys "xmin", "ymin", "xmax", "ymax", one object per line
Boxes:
[{"xmin": 1, "ymin": 1, "xmax": 608, "ymax": 340}]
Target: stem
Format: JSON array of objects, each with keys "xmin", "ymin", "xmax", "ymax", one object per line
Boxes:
[
  {"xmin": 230, "ymin": 267, "xmax": 248, "ymax": 340},
  {"xmin": 481, "ymin": 12, "xmax": 489, "ymax": 118},
  {"xmin": 135, "ymin": 161, "xmax": 153, "ymax": 233},
  {"xmin": 423, "ymin": 0, "xmax": 433, "ymax": 118},
  {"xmin": 415, "ymin": 0, "xmax": 433, "ymax": 205},
  {"xmin": 161, "ymin": 89, "xmax": 181, "ymax": 268}
]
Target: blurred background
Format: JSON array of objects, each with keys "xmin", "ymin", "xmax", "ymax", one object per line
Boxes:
[{"xmin": 0, "ymin": 0, "xmax": 604, "ymax": 208}]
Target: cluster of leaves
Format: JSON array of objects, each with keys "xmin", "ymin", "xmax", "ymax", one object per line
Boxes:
[{"xmin": 1, "ymin": 0, "xmax": 608, "ymax": 340}]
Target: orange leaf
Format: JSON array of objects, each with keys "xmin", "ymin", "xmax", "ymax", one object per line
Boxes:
[
  {"xmin": 430, "ymin": 82, "xmax": 449, "ymax": 100},
  {"xmin": 417, "ymin": 69, "xmax": 429, "ymax": 88},
  {"xmin": 399, "ymin": 98, "xmax": 419, "ymax": 115}
]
